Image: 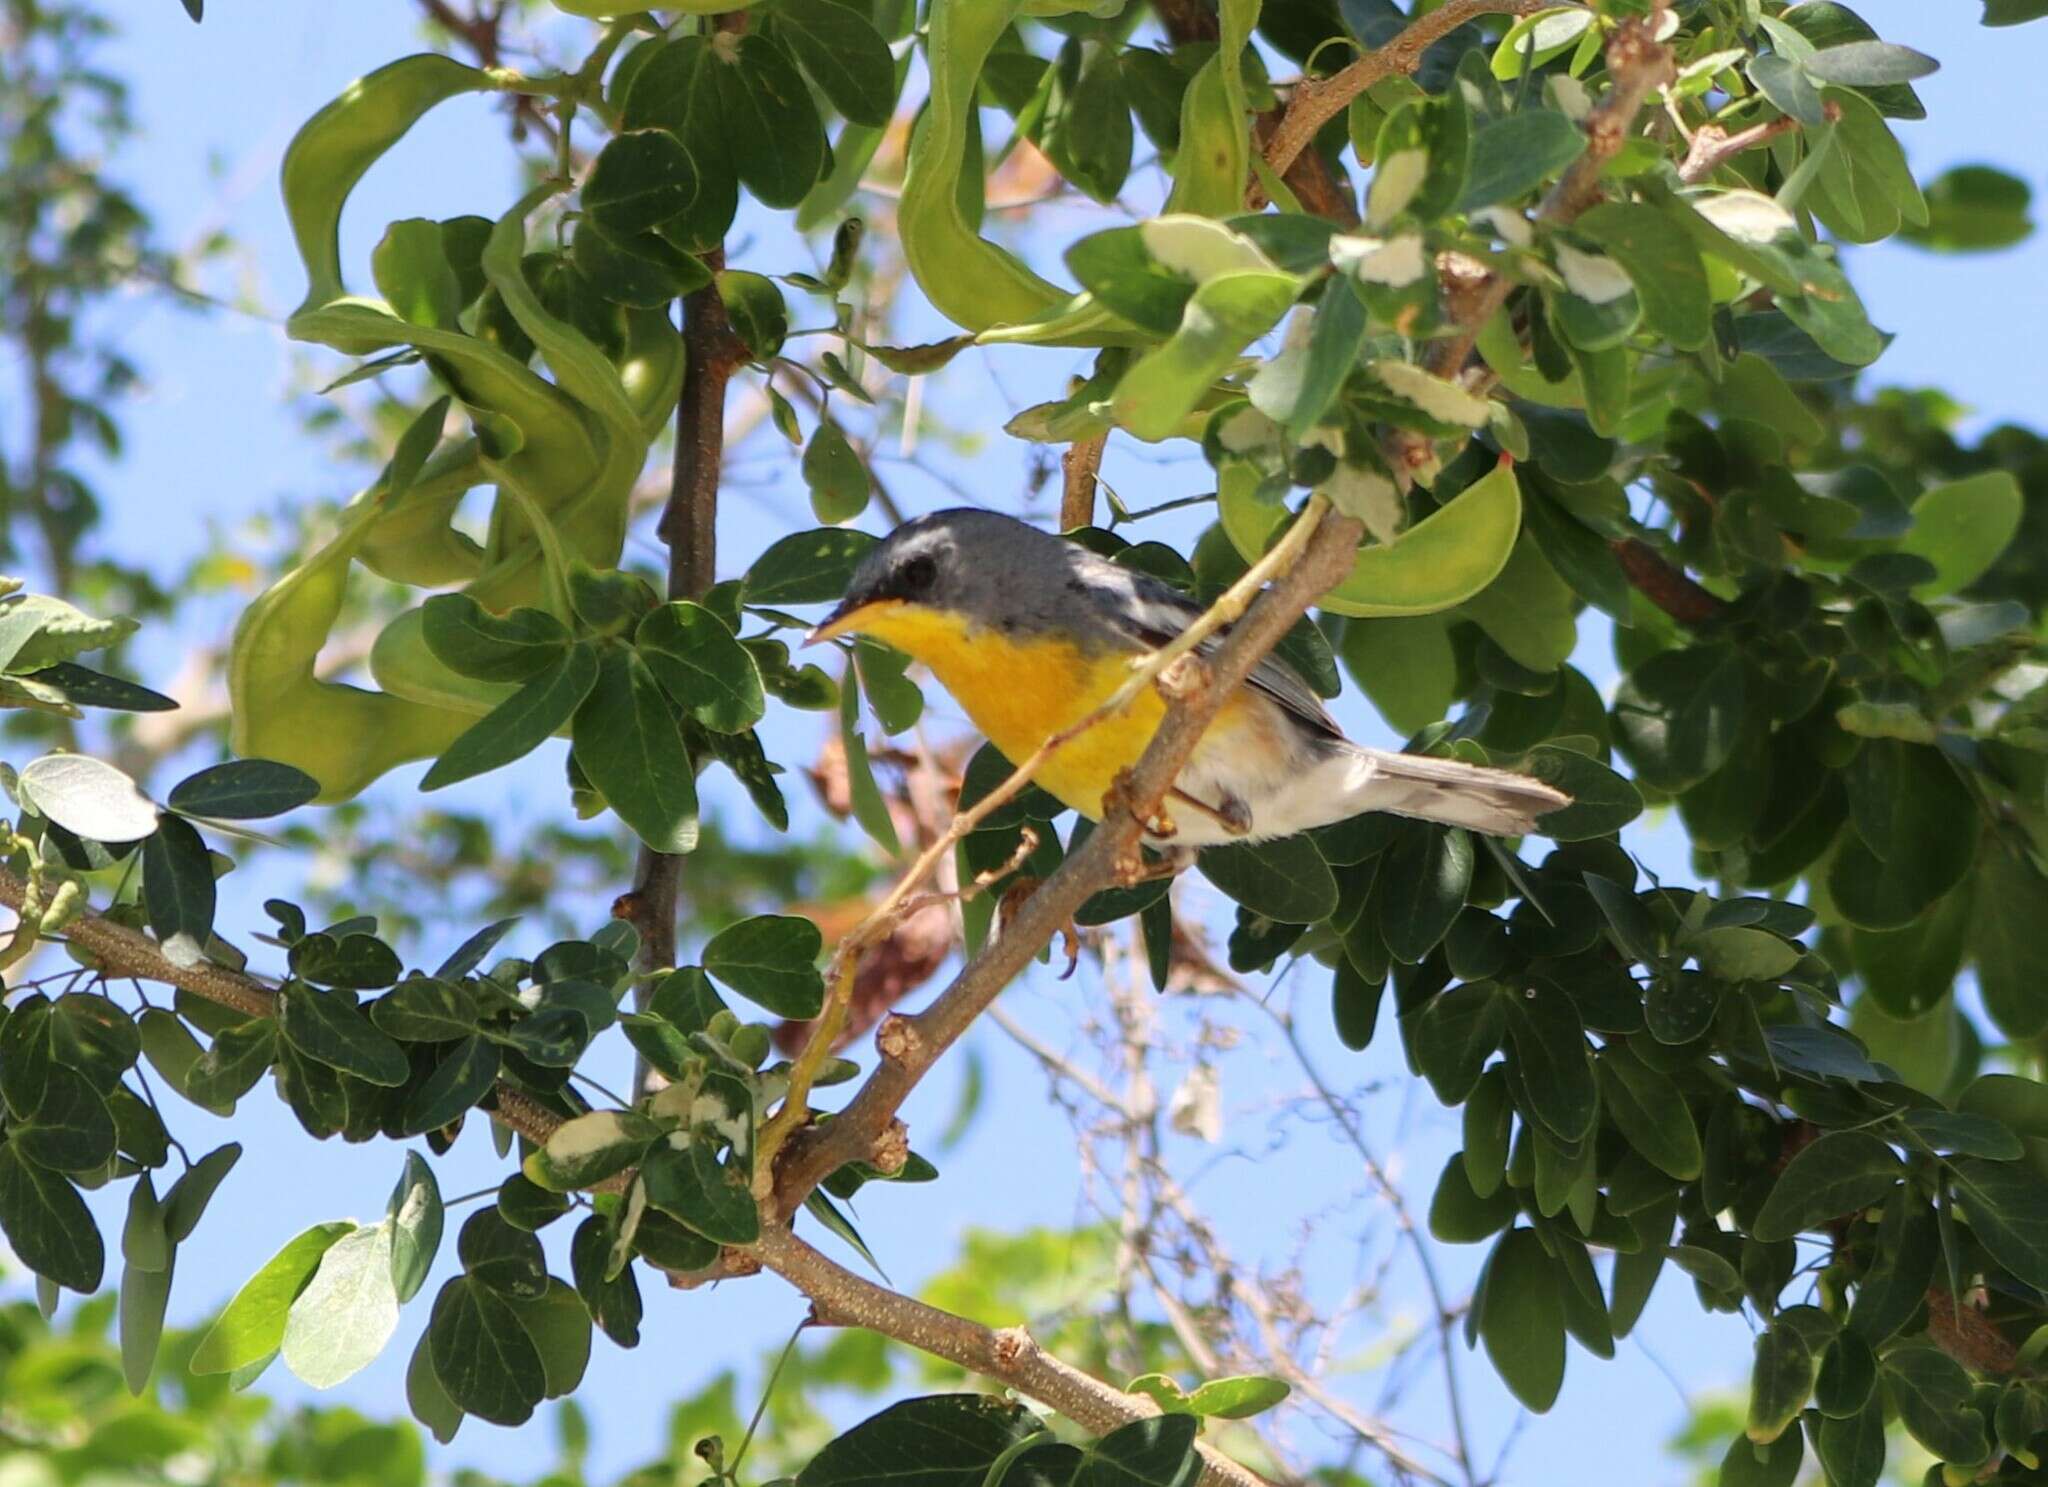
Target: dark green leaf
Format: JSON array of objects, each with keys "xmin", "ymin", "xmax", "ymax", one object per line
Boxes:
[
  {"xmin": 1480, "ymin": 1228, "xmax": 1564, "ymax": 1411},
  {"xmin": 746, "ymin": 528, "xmax": 881, "ymax": 606},
  {"xmin": 1198, "ymin": 835, "xmax": 1340, "ymax": 925},
  {"xmin": 143, "ymin": 813, "xmax": 216, "ymax": 952},
  {"xmin": 1075, "ymin": 1414, "xmax": 1199, "ymax": 1487},
  {"xmin": 1502, "ymin": 983, "xmax": 1596, "ymax": 1142},
  {"xmin": 12, "ymin": 1067, "xmax": 115, "ymax": 1172},
  {"xmin": 279, "ymin": 983, "xmax": 409, "ymax": 1086},
  {"xmin": 1950, "ymin": 1158, "xmax": 2048, "ymax": 1290},
  {"xmin": 428, "ymin": 1275, "xmax": 547, "ymax": 1427},
  {"xmin": 586, "ymin": 129, "xmax": 703, "ymax": 235},
  {"xmin": 573, "ymin": 647, "xmax": 699, "ymax": 854},
  {"xmin": 1753, "ymin": 1131, "xmax": 1902, "ymax": 1242},
  {"xmin": 641, "ymin": 1140, "xmax": 760, "ymax": 1245},
  {"xmin": 795, "ymin": 1395, "xmax": 1042, "ymax": 1487},
  {"xmin": 1746, "ymin": 1323, "xmax": 1814, "ymax": 1444},
  {"xmin": 638, "ymin": 601, "xmax": 765, "ymax": 733},
  {"xmin": 0, "ymin": 1146, "xmax": 104, "ymax": 1291},
  {"xmin": 167, "ymin": 759, "xmax": 321, "ymax": 819},
  {"xmin": 1721, "ymin": 1420, "xmax": 1804, "ymax": 1487},
  {"xmin": 163, "ymin": 1141, "xmax": 241, "ymax": 1242},
  {"xmin": 421, "ymin": 594, "xmax": 571, "ymax": 683},
  {"xmin": 371, "ymin": 977, "xmax": 483, "ymax": 1042},
  {"xmin": 424, "ymin": 643, "xmax": 601, "ymax": 791},
  {"xmin": 458, "ymin": 1207, "xmax": 548, "ymax": 1298},
  {"xmin": 1456, "ymin": 108, "xmax": 1585, "ymax": 211},
  {"xmin": 401, "ymin": 1036, "xmax": 501, "ymax": 1135},
  {"xmin": 120, "ymin": 1257, "xmax": 174, "ymax": 1395},
  {"xmin": 1882, "ymin": 1344, "xmax": 1989, "ymax": 1465},
  {"xmin": 772, "ymin": 0, "xmax": 896, "ymax": 124},
  {"xmin": 702, "ymin": 914, "xmax": 824, "ymax": 1018}
]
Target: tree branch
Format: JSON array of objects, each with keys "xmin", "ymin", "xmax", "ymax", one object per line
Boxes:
[
  {"xmin": 619, "ymin": 251, "xmax": 748, "ymax": 1027},
  {"xmin": 1258, "ymin": 0, "xmax": 1553, "ymax": 187},
  {"xmin": 1677, "ymin": 111, "xmax": 1801, "ymax": 185},
  {"xmin": 753, "ymin": 1225, "xmax": 1276, "ymax": 1487},
  {"xmin": 1609, "ymin": 537, "xmax": 1725, "ymax": 626},
  {"xmin": 1060, "ymin": 433, "xmax": 1108, "ymax": 532}
]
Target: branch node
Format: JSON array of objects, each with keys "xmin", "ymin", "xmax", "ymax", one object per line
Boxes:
[
  {"xmin": 991, "ymin": 1325, "xmax": 1034, "ymax": 1368},
  {"xmin": 869, "ymin": 1118, "xmax": 910, "ymax": 1176},
  {"xmin": 876, "ymin": 1012, "xmax": 922, "ymax": 1066}
]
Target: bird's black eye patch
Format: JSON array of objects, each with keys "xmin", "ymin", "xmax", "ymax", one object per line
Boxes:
[{"xmin": 895, "ymin": 552, "xmax": 938, "ymax": 597}]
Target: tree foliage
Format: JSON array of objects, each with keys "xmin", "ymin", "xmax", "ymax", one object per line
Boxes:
[{"xmin": 7, "ymin": 0, "xmax": 2048, "ymax": 1483}]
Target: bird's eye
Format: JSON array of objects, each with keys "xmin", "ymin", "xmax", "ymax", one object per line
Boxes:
[{"xmin": 897, "ymin": 553, "xmax": 938, "ymax": 596}]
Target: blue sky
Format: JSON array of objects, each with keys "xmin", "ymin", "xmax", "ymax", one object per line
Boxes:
[{"xmin": 9, "ymin": 3, "xmax": 2048, "ymax": 1483}]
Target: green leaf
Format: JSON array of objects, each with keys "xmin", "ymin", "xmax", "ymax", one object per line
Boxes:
[
  {"xmin": 1971, "ymin": 841, "xmax": 2048, "ymax": 1038},
  {"xmin": 1752, "ymin": 1131, "xmax": 1902, "ymax": 1242},
  {"xmin": 1577, "ymin": 201, "xmax": 1710, "ymax": 351},
  {"xmin": 1901, "ymin": 165, "xmax": 2034, "ymax": 252},
  {"xmin": 421, "ymin": 594, "xmax": 571, "ymax": 683},
  {"xmin": 372, "ymin": 219, "xmax": 463, "ymax": 328},
  {"xmin": 143, "ymin": 813, "xmax": 216, "ymax": 955},
  {"xmin": 279, "ymin": 982, "xmax": 410, "ymax": 1086},
  {"xmin": 795, "ymin": 1395, "xmax": 1042, "ymax": 1487},
  {"xmin": 19, "ymin": 752, "xmax": 159, "ymax": 841},
  {"xmin": 1613, "ymin": 645, "xmax": 1747, "ymax": 792},
  {"xmin": 1340, "ymin": 614, "xmax": 1457, "ymax": 737},
  {"xmin": 1502, "ymin": 982, "xmax": 1596, "ymax": 1142},
  {"xmin": 1521, "ymin": 746, "xmax": 1643, "ymax": 841},
  {"xmin": 423, "ymin": 643, "xmax": 600, "ymax": 791},
  {"xmin": 429, "ymin": 1275, "xmax": 548, "ymax": 1426},
  {"xmin": 745, "ymin": 528, "xmax": 879, "ymax": 608},
  {"xmin": 167, "ymin": 759, "xmax": 321, "ymax": 819},
  {"xmin": 1690, "ymin": 925, "xmax": 1801, "ymax": 981},
  {"xmin": 1075, "ymin": 1414, "xmax": 1199, "ymax": 1487},
  {"xmin": 1111, "ymin": 272, "xmax": 1300, "ymax": 442},
  {"xmin": 1598, "ymin": 1046, "xmax": 1701, "ymax": 1180},
  {"xmin": 12, "ymin": 1067, "xmax": 114, "ymax": 1173},
  {"xmin": 123, "ymin": 1174, "xmax": 170, "ymax": 1271},
  {"xmin": 0, "ymin": 1145, "xmax": 105, "ymax": 1292},
  {"xmin": 1828, "ymin": 744, "xmax": 1976, "ymax": 931},
  {"xmin": 280, "ymin": 1222, "xmax": 401, "ymax": 1388},
  {"xmin": 371, "ymin": 976, "xmax": 483, "ymax": 1042},
  {"xmin": 1805, "ymin": 40, "xmax": 1939, "ymax": 85},
  {"xmin": 507, "ymin": 1278, "xmax": 592, "ymax": 1399},
  {"xmin": 388, "ymin": 1152, "xmax": 444, "ymax": 1305},
  {"xmin": 524, "ymin": 1109, "xmax": 661, "ymax": 1192},
  {"xmin": 1429, "ymin": 1151, "xmax": 1518, "ymax": 1242},
  {"xmin": 586, "ymin": 129, "xmax": 703, "ymax": 235},
  {"xmin": 401, "ymin": 1036, "xmax": 501, "ymax": 1135},
  {"xmin": 186, "ymin": 1019, "xmax": 277, "ymax": 1107},
  {"xmin": 573, "ymin": 647, "xmax": 699, "ymax": 854},
  {"xmin": 702, "ymin": 914, "xmax": 825, "ymax": 1018},
  {"xmin": 1900, "ymin": 471, "xmax": 2023, "ymax": 597},
  {"xmin": 120, "ymin": 1257, "xmax": 174, "ymax": 1395},
  {"xmin": 407, "ymin": 1332, "xmax": 464, "ymax": 1446},
  {"xmin": 1375, "ymin": 824, "xmax": 1472, "ymax": 963},
  {"xmin": 1407, "ymin": 982, "xmax": 1504, "ymax": 1105},
  {"xmin": 718, "ymin": 36, "xmax": 827, "ymax": 209},
  {"xmin": 1882, "ymin": 1344, "xmax": 1990, "ymax": 1465},
  {"xmin": 802, "ymin": 418, "xmax": 870, "ymax": 523},
  {"xmin": 1949, "ymin": 1158, "xmax": 2048, "ymax": 1290},
  {"xmin": 1039, "ymin": 40, "xmax": 1134, "ymax": 205},
  {"xmin": 641, "ymin": 1140, "xmax": 760, "ymax": 1245},
  {"xmin": 1722, "ymin": 1420, "xmax": 1805, "ymax": 1487},
  {"xmin": 1746, "ymin": 1323, "xmax": 1814, "ymax": 1444},
  {"xmin": 770, "ymin": 0, "xmax": 895, "ymax": 125},
  {"xmin": 1198, "ymin": 835, "xmax": 1339, "ymax": 925},
  {"xmin": 289, "ymin": 931, "xmax": 403, "ymax": 990},
  {"xmin": 1456, "ymin": 108, "xmax": 1586, "ymax": 211},
  {"xmin": 1480, "ymin": 1228, "xmax": 1565, "ymax": 1412},
  {"xmin": 1183, "ymin": 1375, "xmax": 1289, "ymax": 1420},
  {"xmin": 637, "ymin": 602, "xmax": 765, "ymax": 734},
  {"xmin": 458, "ymin": 1207, "xmax": 547, "ymax": 1298}
]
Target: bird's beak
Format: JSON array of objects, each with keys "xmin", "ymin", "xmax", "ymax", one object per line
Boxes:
[{"xmin": 803, "ymin": 597, "xmax": 896, "ymax": 646}]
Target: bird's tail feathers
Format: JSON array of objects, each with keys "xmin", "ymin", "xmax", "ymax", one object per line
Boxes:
[{"xmin": 1332, "ymin": 745, "xmax": 1570, "ymax": 837}]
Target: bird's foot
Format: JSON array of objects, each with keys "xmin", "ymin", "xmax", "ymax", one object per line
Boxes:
[{"xmin": 996, "ymin": 875, "xmax": 1084, "ymax": 979}]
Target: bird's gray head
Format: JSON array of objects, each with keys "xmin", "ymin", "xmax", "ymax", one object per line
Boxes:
[{"xmin": 806, "ymin": 509, "xmax": 1104, "ymax": 646}]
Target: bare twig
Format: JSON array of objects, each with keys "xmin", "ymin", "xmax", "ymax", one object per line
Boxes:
[
  {"xmin": 1677, "ymin": 112, "xmax": 1802, "ymax": 185},
  {"xmin": 1258, "ymin": 0, "xmax": 1554, "ymax": 187},
  {"xmin": 1609, "ymin": 537, "xmax": 1725, "ymax": 626}
]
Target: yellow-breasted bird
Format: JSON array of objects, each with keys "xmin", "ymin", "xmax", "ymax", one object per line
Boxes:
[{"xmin": 807, "ymin": 509, "xmax": 1569, "ymax": 847}]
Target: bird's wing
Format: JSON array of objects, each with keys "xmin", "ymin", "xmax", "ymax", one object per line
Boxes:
[{"xmin": 1089, "ymin": 565, "xmax": 1345, "ymax": 743}]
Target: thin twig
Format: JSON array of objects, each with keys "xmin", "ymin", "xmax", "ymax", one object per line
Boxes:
[
  {"xmin": 1061, "ymin": 433, "xmax": 1109, "ymax": 532},
  {"xmin": 1259, "ymin": 0, "xmax": 1555, "ymax": 186},
  {"xmin": 1677, "ymin": 112, "xmax": 1801, "ymax": 185}
]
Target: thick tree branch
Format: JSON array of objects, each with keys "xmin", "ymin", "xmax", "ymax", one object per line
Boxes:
[
  {"xmin": 1259, "ymin": 0, "xmax": 1553, "ymax": 186},
  {"xmin": 754, "ymin": 1225, "xmax": 1276, "ymax": 1487}
]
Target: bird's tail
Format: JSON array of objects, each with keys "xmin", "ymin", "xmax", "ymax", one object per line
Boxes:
[{"xmin": 1327, "ymin": 745, "xmax": 1571, "ymax": 837}]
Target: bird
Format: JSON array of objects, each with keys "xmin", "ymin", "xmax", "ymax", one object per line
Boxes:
[{"xmin": 805, "ymin": 508, "xmax": 1569, "ymax": 850}]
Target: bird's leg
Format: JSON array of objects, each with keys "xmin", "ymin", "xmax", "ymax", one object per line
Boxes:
[
  {"xmin": 1117, "ymin": 843, "xmax": 1197, "ymax": 886},
  {"xmin": 1170, "ymin": 786, "xmax": 1253, "ymax": 838},
  {"xmin": 995, "ymin": 876, "xmax": 1084, "ymax": 979}
]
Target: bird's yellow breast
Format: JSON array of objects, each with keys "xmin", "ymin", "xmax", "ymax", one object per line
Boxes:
[{"xmin": 854, "ymin": 604, "xmax": 1259, "ymax": 821}]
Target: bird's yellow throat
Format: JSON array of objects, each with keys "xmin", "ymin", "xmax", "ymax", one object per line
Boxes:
[{"xmin": 822, "ymin": 599, "xmax": 1218, "ymax": 821}]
